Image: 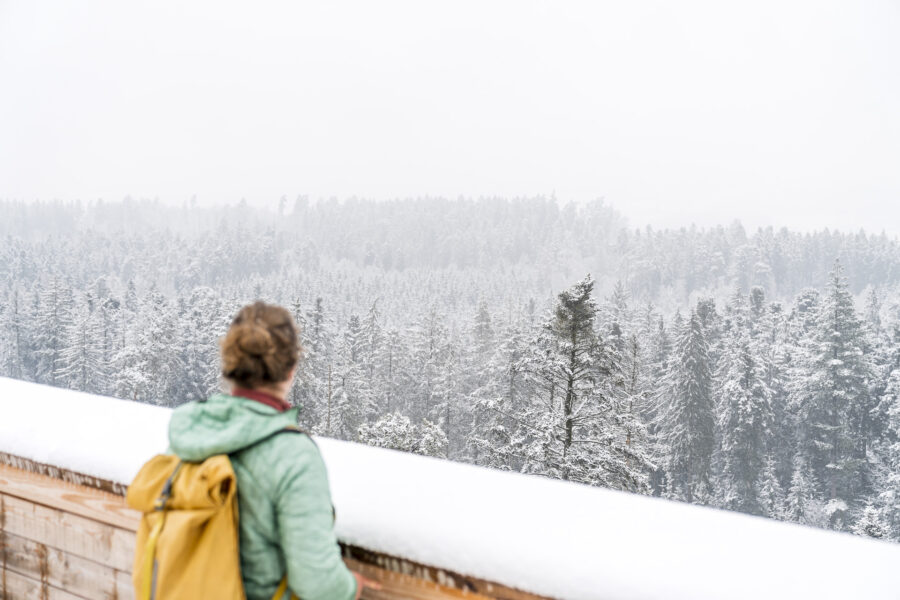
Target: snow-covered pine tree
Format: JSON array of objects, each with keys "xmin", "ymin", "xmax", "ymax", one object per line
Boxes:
[
  {"xmin": 786, "ymin": 454, "xmax": 822, "ymax": 526},
  {"xmin": 331, "ymin": 314, "xmax": 377, "ymax": 440},
  {"xmin": 716, "ymin": 334, "xmax": 774, "ymax": 514},
  {"xmin": 658, "ymin": 307, "xmax": 716, "ymax": 503},
  {"xmin": 872, "ymin": 368, "xmax": 900, "ymax": 540},
  {"xmin": 114, "ymin": 289, "xmax": 185, "ymax": 406},
  {"xmin": 0, "ymin": 288, "xmax": 28, "ymax": 380},
  {"xmin": 755, "ymin": 300, "xmax": 793, "ymax": 485},
  {"xmin": 57, "ymin": 295, "xmax": 107, "ymax": 394},
  {"xmin": 792, "ymin": 260, "xmax": 874, "ymax": 502},
  {"xmin": 472, "ymin": 299, "xmax": 494, "ymax": 360},
  {"xmin": 94, "ymin": 282, "xmax": 123, "ymax": 398},
  {"xmin": 431, "ymin": 333, "xmax": 466, "ymax": 459},
  {"xmin": 757, "ymin": 455, "xmax": 786, "ymax": 520},
  {"xmin": 468, "ymin": 320, "xmax": 530, "ymax": 470},
  {"xmin": 180, "ymin": 287, "xmax": 225, "ymax": 403},
  {"xmin": 357, "ymin": 412, "xmax": 418, "ymax": 452},
  {"xmin": 418, "ymin": 419, "xmax": 449, "ymax": 458},
  {"xmin": 464, "ymin": 300, "xmax": 497, "ymax": 462},
  {"xmin": 288, "ymin": 298, "xmax": 314, "ymax": 416},
  {"xmin": 748, "ymin": 286, "xmax": 767, "ymax": 331},
  {"xmin": 381, "ymin": 327, "xmax": 405, "ymax": 414},
  {"xmin": 519, "ymin": 275, "xmax": 653, "ymax": 492},
  {"xmin": 695, "ymin": 297, "xmax": 722, "ymax": 368},
  {"xmin": 357, "ymin": 412, "xmax": 449, "ymax": 458},
  {"xmin": 851, "ymin": 504, "xmax": 888, "ymax": 539},
  {"xmin": 406, "ymin": 308, "xmax": 448, "ymax": 421},
  {"xmin": 32, "ymin": 278, "xmax": 75, "ymax": 387},
  {"xmin": 721, "ymin": 287, "xmax": 749, "ymax": 341},
  {"xmin": 644, "ymin": 314, "xmax": 673, "ymax": 495},
  {"xmin": 865, "ymin": 287, "xmax": 882, "ymax": 336},
  {"xmin": 360, "ymin": 299, "xmax": 385, "ymax": 407},
  {"xmin": 297, "ymin": 297, "xmax": 337, "ymax": 431}
]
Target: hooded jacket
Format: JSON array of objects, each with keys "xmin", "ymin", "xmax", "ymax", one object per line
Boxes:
[{"xmin": 168, "ymin": 393, "xmax": 357, "ymax": 600}]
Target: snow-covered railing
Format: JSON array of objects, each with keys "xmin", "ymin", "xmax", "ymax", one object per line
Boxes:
[{"xmin": 1, "ymin": 377, "xmax": 899, "ymax": 600}]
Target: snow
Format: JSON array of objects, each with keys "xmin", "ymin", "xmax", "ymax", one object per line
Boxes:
[
  {"xmin": 2, "ymin": 377, "xmax": 900, "ymax": 600},
  {"xmin": 0, "ymin": 376, "xmax": 170, "ymax": 483}
]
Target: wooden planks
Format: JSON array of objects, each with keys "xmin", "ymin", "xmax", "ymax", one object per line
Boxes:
[
  {"xmin": 0, "ymin": 462, "xmax": 138, "ymax": 531},
  {"xmin": 2, "ymin": 531, "xmax": 132, "ymax": 600},
  {"xmin": 1, "ymin": 493, "xmax": 135, "ymax": 573},
  {"xmin": 3, "ymin": 568, "xmax": 88, "ymax": 600},
  {"xmin": 345, "ymin": 548, "xmax": 551, "ymax": 600},
  {"xmin": 348, "ymin": 557, "xmax": 494, "ymax": 600},
  {"xmin": 0, "ymin": 454, "xmax": 128, "ymax": 497}
]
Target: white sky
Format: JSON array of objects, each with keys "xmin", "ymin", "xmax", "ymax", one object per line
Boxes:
[{"xmin": 1, "ymin": 0, "xmax": 898, "ymax": 234}]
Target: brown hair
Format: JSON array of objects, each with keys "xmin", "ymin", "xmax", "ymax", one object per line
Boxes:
[{"xmin": 221, "ymin": 301, "xmax": 300, "ymax": 388}]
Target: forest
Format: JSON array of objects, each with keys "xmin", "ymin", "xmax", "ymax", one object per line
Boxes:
[{"xmin": 1, "ymin": 197, "xmax": 899, "ymax": 542}]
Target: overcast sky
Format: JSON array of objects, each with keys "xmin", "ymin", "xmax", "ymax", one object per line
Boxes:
[{"xmin": 1, "ymin": 0, "xmax": 898, "ymax": 234}]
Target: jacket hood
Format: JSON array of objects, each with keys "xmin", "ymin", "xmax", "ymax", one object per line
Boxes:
[{"xmin": 168, "ymin": 393, "xmax": 300, "ymax": 461}]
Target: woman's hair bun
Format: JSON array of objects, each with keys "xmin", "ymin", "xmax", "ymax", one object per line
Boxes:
[
  {"xmin": 221, "ymin": 301, "xmax": 301, "ymax": 388},
  {"xmin": 233, "ymin": 321, "xmax": 275, "ymax": 358}
]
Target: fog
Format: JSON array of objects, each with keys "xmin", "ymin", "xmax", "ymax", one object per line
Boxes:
[{"xmin": 1, "ymin": 0, "xmax": 898, "ymax": 234}]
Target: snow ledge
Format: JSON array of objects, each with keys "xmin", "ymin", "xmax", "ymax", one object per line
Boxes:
[{"xmin": 1, "ymin": 377, "xmax": 899, "ymax": 600}]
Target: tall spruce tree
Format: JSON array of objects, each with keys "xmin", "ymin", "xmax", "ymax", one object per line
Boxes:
[
  {"xmin": 716, "ymin": 334, "xmax": 774, "ymax": 514},
  {"xmin": 757, "ymin": 455, "xmax": 786, "ymax": 519},
  {"xmin": 57, "ymin": 297, "xmax": 107, "ymax": 394},
  {"xmin": 659, "ymin": 307, "xmax": 716, "ymax": 503},
  {"xmin": 787, "ymin": 454, "xmax": 821, "ymax": 526},
  {"xmin": 519, "ymin": 275, "xmax": 653, "ymax": 492},
  {"xmin": 792, "ymin": 260, "xmax": 873, "ymax": 501},
  {"xmin": 0, "ymin": 289, "xmax": 28, "ymax": 380},
  {"xmin": 32, "ymin": 278, "xmax": 74, "ymax": 387}
]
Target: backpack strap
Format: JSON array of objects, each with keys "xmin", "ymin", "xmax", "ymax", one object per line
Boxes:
[
  {"xmin": 271, "ymin": 576, "xmax": 290, "ymax": 600},
  {"xmin": 139, "ymin": 461, "xmax": 185, "ymax": 600}
]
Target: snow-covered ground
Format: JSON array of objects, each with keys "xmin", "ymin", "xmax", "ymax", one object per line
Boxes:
[{"xmin": 1, "ymin": 376, "xmax": 898, "ymax": 600}]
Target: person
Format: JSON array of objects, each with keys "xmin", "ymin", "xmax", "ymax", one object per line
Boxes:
[{"xmin": 167, "ymin": 301, "xmax": 378, "ymax": 600}]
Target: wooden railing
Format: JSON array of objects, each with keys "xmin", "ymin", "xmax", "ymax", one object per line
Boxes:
[
  {"xmin": 0, "ymin": 454, "xmax": 548, "ymax": 600},
  {"xmin": 4, "ymin": 379, "xmax": 900, "ymax": 600}
]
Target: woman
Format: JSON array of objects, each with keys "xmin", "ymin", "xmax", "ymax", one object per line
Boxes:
[{"xmin": 167, "ymin": 301, "xmax": 376, "ymax": 600}]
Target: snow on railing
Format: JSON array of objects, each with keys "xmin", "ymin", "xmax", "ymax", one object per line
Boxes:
[{"xmin": 1, "ymin": 376, "xmax": 899, "ymax": 600}]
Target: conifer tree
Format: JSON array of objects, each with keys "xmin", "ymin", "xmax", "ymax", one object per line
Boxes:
[
  {"xmin": 716, "ymin": 334, "xmax": 774, "ymax": 514},
  {"xmin": 787, "ymin": 455, "xmax": 821, "ymax": 526},
  {"xmin": 519, "ymin": 275, "xmax": 653, "ymax": 492},
  {"xmin": 297, "ymin": 297, "xmax": 337, "ymax": 431},
  {"xmin": 114, "ymin": 290, "xmax": 185, "ymax": 406},
  {"xmin": 872, "ymin": 369, "xmax": 900, "ymax": 539},
  {"xmin": 419, "ymin": 419, "xmax": 449, "ymax": 458},
  {"xmin": 57, "ymin": 298, "xmax": 106, "ymax": 394},
  {"xmin": 33, "ymin": 278, "xmax": 75, "ymax": 386},
  {"xmin": 792, "ymin": 260, "xmax": 873, "ymax": 501},
  {"xmin": 757, "ymin": 455, "xmax": 786, "ymax": 519},
  {"xmin": 180, "ymin": 287, "xmax": 225, "ymax": 403},
  {"xmin": 406, "ymin": 308, "xmax": 448, "ymax": 420},
  {"xmin": 358, "ymin": 412, "xmax": 417, "ymax": 452},
  {"xmin": 0, "ymin": 289, "xmax": 27, "ymax": 380},
  {"xmin": 332, "ymin": 314, "xmax": 377, "ymax": 440},
  {"xmin": 852, "ymin": 504, "xmax": 888, "ymax": 539},
  {"xmin": 432, "ymin": 336, "xmax": 466, "ymax": 459},
  {"xmin": 659, "ymin": 307, "xmax": 716, "ymax": 503},
  {"xmin": 469, "ymin": 322, "xmax": 529, "ymax": 469},
  {"xmin": 865, "ymin": 287, "xmax": 882, "ymax": 335}
]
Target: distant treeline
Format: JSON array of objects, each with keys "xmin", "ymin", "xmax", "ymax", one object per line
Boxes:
[{"xmin": 1, "ymin": 197, "xmax": 899, "ymax": 310}]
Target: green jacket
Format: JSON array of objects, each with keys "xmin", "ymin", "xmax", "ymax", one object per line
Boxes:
[{"xmin": 168, "ymin": 393, "xmax": 357, "ymax": 600}]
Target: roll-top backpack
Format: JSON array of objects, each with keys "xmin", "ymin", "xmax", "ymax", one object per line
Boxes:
[{"xmin": 126, "ymin": 427, "xmax": 302, "ymax": 600}]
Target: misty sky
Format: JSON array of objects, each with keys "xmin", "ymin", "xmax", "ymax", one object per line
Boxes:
[{"xmin": 1, "ymin": 0, "xmax": 898, "ymax": 234}]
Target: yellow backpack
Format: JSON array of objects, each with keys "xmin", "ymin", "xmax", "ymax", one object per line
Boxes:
[{"xmin": 126, "ymin": 432, "xmax": 299, "ymax": 600}]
